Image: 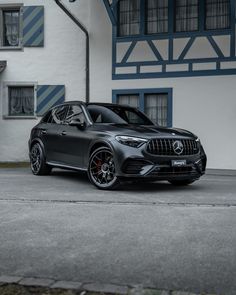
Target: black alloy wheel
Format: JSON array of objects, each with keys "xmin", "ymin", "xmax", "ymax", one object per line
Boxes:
[
  {"xmin": 30, "ymin": 143, "xmax": 51, "ymax": 175},
  {"xmin": 88, "ymin": 147, "xmax": 120, "ymax": 190}
]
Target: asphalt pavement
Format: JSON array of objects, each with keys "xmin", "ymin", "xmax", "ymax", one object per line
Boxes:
[{"xmin": 0, "ymin": 168, "xmax": 235, "ymax": 295}]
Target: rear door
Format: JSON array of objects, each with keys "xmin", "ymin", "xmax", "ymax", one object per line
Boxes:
[
  {"xmin": 44, "ymin": 105, "xmax": 69, "ymax": 163},
  {"xmin": 60, "ymin": 104, "xmax": 90, "ymax": 168}
]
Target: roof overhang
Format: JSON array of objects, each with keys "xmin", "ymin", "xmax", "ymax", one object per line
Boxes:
[{"xmin": 0, "ymin": 61, "xmax": 7, "ymax": 73}]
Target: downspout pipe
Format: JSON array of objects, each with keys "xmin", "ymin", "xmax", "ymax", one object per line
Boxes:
[{"xmin": 54, "ymin": 0, "xmax": 90, "ymax": 103}]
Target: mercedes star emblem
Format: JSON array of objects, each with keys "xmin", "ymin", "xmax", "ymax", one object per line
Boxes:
[{"xmin": 173, "ymin": 140, "xmax": 184, "ymax": 155}]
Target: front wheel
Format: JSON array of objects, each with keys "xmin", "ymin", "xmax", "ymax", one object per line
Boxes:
[
  {"xmin": 88, "ymin": 147, "xmax": 120, "ymax": 190},
  {"xmin": 30, "ymin": 143, "xmax": 52, "ymax": 175},
  {"xmin": 168, "ymin": 179, "xmax": 196, "ymax": 186}
]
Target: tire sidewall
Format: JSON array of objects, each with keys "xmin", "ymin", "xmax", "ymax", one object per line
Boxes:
[
  {"xmin": 30, "ymin": 143, "xmax": 48, "ymax": 175},
  {"xmin": 88, "ymin": 146, "xmax": 119, "ymax": 190}
]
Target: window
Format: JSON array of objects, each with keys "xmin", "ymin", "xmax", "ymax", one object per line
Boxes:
[
  {"xmin": 117, "ymin": 0, "xmax": 231, "ymax": 37},
  {"xmin": 146, "ymin": 0, "xmax": 169, "ymax": 34},
  {"xmin": 0, "ymin": 8, "xmax": 21, "ymax": 47},
  {"xmin": 41, "ymin": 110, "xmax": 52, "ymax": 123},
  {"xmin": 88, "ymin": 105, "xmax": 153, "ymax": 125},
  {"xmin": 144, "ymin": 93, "xmax": 168, "ymax": 126},
  {"xmin": 175, "ymin": 0, "xmax": 199, "ymax": 32},
  {"xmin": 8, "ymin": 86, "xmax": 34, "ymax": 117},
  {"xmin": 118, "ymin": 0, "xmax": 140, "ymax": 36},
  {"xmin": 205, "ymin": 0, "xmax": 230, "ymax": 30},
  {"xmin": 50, "ymin": 106, "xmax": 68, "ymax": 124},
  {"xmin": 65, "ymin": 105, "xmax": 86, "ymax": 124},
  {"xmin": 113, "ymin": 89, "xmax": 173, "ymax": 127},
  {"xmin": 117, "ymin": 94, "xmax": 139, "ymax": 108}
]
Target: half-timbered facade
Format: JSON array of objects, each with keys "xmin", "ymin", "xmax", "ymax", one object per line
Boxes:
[{"xmin": 0, "ymin": 0, "xmax": 235, "ymax": 171}]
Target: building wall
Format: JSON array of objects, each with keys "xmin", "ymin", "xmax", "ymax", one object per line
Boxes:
[
  {"xmin": 0, "ymin": 0, "xmax": 89, "ymax": 162},
  {"xmin": 0, "ymin": 0, "xmax": 235, "ymax": 171},
  {"xmin": 89, "ymin": 0, "xmax": 236, "ymax": 170}
]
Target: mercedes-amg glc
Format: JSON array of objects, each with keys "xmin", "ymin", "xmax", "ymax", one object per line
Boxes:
[{"xmin": 29, "ymin": 101, "xmax": 207, "ymax": 189}]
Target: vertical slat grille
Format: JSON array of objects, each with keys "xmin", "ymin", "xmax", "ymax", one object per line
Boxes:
[{"xmin": 147, "ymin": 139, "xmax": 199, "ymax": 156}]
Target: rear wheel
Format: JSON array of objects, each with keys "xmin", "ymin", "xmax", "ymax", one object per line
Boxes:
[
  {"xmin": 30, "ymin": 143, "xmax": 52, "ymax": 175},
  {"xmin": 88, "ymin": 147, "xmax": 120, "ymax": 190},
  {"xmin": 168, "ymin": 179, "xmax": 196, "ymax": 186}
]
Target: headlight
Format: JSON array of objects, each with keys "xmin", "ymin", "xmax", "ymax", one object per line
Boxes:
[
  {"xmin": 115, "ymin": 136, "xmax": 148, "ymax": 148},
  {"xmin": 195, "ymin": 137, "xmax": 200, "ymax": 142}
]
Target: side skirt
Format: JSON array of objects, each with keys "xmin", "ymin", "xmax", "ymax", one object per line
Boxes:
[{"xmin": 46, "ymin": 161, "xmax": 88, "ymax": 172}]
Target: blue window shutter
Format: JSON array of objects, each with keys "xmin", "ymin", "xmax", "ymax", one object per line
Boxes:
[
  {"xmin": 23, "ymin": 6, "xmax": 44, "ymax": 47},
  {"xmin": 36, "ymin": 85, "xmax": 65, "ymax": 116}
]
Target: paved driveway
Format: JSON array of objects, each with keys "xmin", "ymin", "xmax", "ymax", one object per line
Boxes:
[{"xmin": 0, "ymin": 168, "xmax": 235, "ymax": 295}]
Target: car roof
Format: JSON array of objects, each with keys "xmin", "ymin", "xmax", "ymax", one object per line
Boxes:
[
  {"xmin": 50, "ymin": 101, "xmax": 131, "ymax": 109},
  {"xmin": 86, "ymin": 102, "xmax": 130, "ymax": 108}
]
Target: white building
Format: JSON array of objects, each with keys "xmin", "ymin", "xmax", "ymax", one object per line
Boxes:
[{"xmin": 0, "ymin": 0, "xmax": 235, "ymax": 171}]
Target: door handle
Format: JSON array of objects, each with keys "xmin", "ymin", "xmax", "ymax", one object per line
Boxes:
[
  {"xmin": 61, "ymin": 131, "xmax": 67, "ymax": 136},
  {"xmin": 41, "ymin": 129, "xmax": 47, "ymax": 135}
]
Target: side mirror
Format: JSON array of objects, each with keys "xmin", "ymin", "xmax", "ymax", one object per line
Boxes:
[{"xmin": 69, "ymin": 119, "xmax": 86, "ymax": 130}]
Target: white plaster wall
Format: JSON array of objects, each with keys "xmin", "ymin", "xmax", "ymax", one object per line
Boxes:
[
  {"xmin": 89, "ymin": 0, "xmax": 236, "ymax": 170},
  {"xmin": 0, "ymin": 0, "xmax": 89, "ymax": 161},
  {"xmin": 0, "ymin": 0, "xmax": 235, "ymax": 170}
]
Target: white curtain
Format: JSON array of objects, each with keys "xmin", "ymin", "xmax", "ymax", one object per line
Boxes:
[
  {"xmin": 175, "ymin": 0, "xmax": 199, "ymax": 32},
  {"xmin": 118, "ymin": 94, "xmax": 139, "ymax": 108},
  {"xmin": 9, "ymin": 87, "xmax": 34, "ymax": 116},
  {"xmin": 147, "ymin": 0, "xmax": 168, "ymax": 34},
  {"xmin": 119, "ymin": 0, "xmax": 140, "ymax": 36},
  {"xmin": 145, "ymin": 94, "xmax": 168, "ymax": 126},
  {"xmin": 205, "ymin": 0, "xmax": 230, "ymax": 30},
  {"xmin": 4, "ymin": 11, "xmax": 20, "ymax": 46},
  {"xmin": 118, "ymin": 94, "xmax": 139, "ymax": 123}
]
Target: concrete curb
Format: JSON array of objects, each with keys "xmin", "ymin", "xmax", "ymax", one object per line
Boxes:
[
  {"xmin": 0, "ymin": 162, "xmax": 30, "ymax": 168},
  {"xmin": 206, "ymin": 168, "xmax": 236, "ymax": 176},
  {"xmin": 0, "ymin": 275, "xmax": 224, "ymax": 295}
]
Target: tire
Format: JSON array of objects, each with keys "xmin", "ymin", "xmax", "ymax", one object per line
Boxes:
[
  {"xmin": 168, "ymin": 179, "xmax": 196, "ymax": 186},
  {"xmin": 30, "ymin": 143, "xmax": 52, "ymax": 175},
  {"xmin": 88, "ymin": 147, "xmax": 120, "ymax": 190}
]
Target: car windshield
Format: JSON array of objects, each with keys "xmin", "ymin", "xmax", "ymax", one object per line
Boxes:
[{"xmin": 87, "ymin": 105, "xmax": 154, "ymax": 125}]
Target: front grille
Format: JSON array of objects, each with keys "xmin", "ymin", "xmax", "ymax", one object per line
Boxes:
[{"xmin": 147, "ymin": 138, "xmax": 199, "ymax": 156}]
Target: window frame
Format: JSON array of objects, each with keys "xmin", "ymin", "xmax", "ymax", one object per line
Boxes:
[
  {"xmin": 204, "ymin": 0, "xmax": 231, "ymax": 31},
  {"xmin": 117, "ymin": 0, "xmax": 141, "ymax": 37},
  {"xmin": 145, "ymin": 0, "xmax": 169, "ymax": 35},
  {"xmin": 116, "ymin": 0, "xmax": 232, "ymax": 38},
  {"xmin": 0, "ymin": 4, "xmax": 23, "ymax": 50},
  {"xmin": 174, "ymin": 0, "xmax": 200, "ymax": 33},
  {"xmin": 2, "ymin": 82, "xmax": 37, "ymax": 119},
  {"xmin": 112, "ymin": 88, "xmax": 173, "ymax": 127}
]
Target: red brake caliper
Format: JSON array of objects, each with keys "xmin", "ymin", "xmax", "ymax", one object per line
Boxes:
[{"xmin": 96, "ymin": 160, "xmax": 102, "ymax": 172}]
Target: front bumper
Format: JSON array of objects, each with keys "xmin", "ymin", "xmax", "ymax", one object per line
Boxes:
[{"xmin": 111, "ymin": 140, "xmax": 207, "ymax": 181}]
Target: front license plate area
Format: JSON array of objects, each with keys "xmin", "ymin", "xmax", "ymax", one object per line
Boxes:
[{"xmin": 171, "ymin": 160, "xmax": 187, "ymax": 167}]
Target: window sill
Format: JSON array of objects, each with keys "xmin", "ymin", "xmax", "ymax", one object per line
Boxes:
[
  {"xmin": 3, "ymin": 116, "xmax": 38, "ymax": 120},
  {"xmin": 0, "ymin": 46, "xmax": 23, "ymax": 51}
]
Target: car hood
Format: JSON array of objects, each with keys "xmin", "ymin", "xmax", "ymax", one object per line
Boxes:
[{"xmin": 92, "ymin": 124, "xmax": 197, "ymax": 139}]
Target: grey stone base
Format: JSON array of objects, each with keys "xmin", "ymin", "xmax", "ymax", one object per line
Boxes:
[
  {"xmin": 206, "ymin": 168, "xmax": 236, "ymax": 176},
  {"xmin": 0, "ymin": 275, "xmax": 224, "ymax": 295}
]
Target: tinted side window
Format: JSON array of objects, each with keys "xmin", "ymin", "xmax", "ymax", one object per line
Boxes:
[
  {"xmin": 50, "ymin": 106, "xmax": 68, "ymax": 124},
  {"xmin": 65, "ymin": 105, "xmax": 86, "ymax": 124},
  {"xmin": 41, "ymin": 110, "xmax": 52, "ymax": 123}
]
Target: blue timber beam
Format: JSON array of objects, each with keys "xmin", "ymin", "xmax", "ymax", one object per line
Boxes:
[{"xmin": 103, "ymin": 0, "xmax": 117, "ymax": 26}]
